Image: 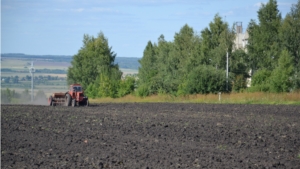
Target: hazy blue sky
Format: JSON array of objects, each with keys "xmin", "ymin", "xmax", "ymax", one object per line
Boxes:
[{"xmin": 1, "ymin": 0, "xmax": 296, "ymax": 58}]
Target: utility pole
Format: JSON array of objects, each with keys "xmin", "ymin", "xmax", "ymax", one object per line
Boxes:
[
  {"xmin": 226, "ymin": 51, "xmax": 229, "ymax": 91},
  {"xmin": 29, "ymin": 61, "xmax": 35, "ymax": 102}
]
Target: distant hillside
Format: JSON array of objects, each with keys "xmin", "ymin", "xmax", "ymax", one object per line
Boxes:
[
  {"xmin": 115, "ymin": 57, "xmax": 140, "ymax": 70},
  {"xmin": 1, "ymin": 53, "xmax": 140, "ymax": 70}
]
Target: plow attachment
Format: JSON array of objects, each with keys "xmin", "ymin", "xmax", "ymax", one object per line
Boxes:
[{"xmin": 48, "ymin": 93, "xmax": 66, "ymax": 106}]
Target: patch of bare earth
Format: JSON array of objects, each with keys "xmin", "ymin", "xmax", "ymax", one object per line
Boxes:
[{"xmin": 1, "ymin": 103, "xmax": 300, "ymax": 168}]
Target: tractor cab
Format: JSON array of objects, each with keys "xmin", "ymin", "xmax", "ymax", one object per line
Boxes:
[
  {"xmin": 69, "ymin": 84, "xmax": 84, "ymax": 100},
  {"xmin": 67, "ymin": 84, "xmax": 88, "ymax": 106},
  {"xmin": 70, "ymin": 84, "xmax": 82, "ymax": 92}
]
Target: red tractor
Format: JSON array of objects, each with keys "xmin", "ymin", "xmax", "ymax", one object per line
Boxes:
[{"xmin": 48, "ymin": 84, "xmax": 89, "ymax": 107}]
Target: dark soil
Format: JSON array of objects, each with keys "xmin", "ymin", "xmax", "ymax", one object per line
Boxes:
[{"xmin": 1, "ymin": 103, "xmax": 300, "ymax": 168}]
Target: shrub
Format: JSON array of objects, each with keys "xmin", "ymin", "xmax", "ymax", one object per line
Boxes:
[
  {"xmin": 136, "ymin": 84, "xmax": 149, "ymax": 97},
  {"xmin": 182, "ymin": 65, "xmax": 227, "ymax": 94},
  {"xmin": 118, "ymin": 75, "xmax": 136, "ymax": 97},
  {"xmin": 250, "ymin": 69, "xmax": 271, "ymax": 92}
]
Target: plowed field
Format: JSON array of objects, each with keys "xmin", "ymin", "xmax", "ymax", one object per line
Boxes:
[{"xmin": 1, "ymin": 103, "xmax": 300, "ymax": 168}]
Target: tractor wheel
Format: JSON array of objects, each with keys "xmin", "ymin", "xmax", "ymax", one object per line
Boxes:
[
  {"xmin": 85, "ymin": 100, "xmax": 89, "ymax": 107},
  {"xmin": 49, "ymin": 96, "xmax": 53, "ymax": 106},
  {"xmin": 65, "ymin": 94, "xmax": 71, "ymax": 106},
  {"xmin": 71, "ymin": 99, "xmax": 76, "ymax": 107}
]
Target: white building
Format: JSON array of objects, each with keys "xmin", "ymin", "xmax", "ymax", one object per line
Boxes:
[
  {"xmin": 233, "ymin": 22, "xmax": 249, "ymax": 51},
  {"xmin": 233, "ymin": 22, "xmax": 251, "ymax": 87}
]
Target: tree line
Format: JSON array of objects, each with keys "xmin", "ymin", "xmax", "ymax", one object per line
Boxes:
[
  {"xmin": 1, "ymin": 68, "xmax": 67, "ymax": 74},
  {"xmin": 2, "ymin": 75, "xmax": 66, "ymax": 84},
  {"xmin": 67, "ymin": 0, "xmax": 300, "ymax": 98},
  {"xmin": 1, "ymin": 88, "xmax": 47, "ymax": 104}
]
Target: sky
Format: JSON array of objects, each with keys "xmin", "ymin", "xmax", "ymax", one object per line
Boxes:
[{"xmin": 1, "ymin": 0, "xmax": 296, "ymax": 58}]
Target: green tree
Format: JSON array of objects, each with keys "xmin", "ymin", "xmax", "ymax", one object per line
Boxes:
[
  {"xmin": 270, "ymin": 50, "xmax": 294, "ymax": 92},
  {"xmin": 230, "ymin": 49, "xmax": 250, "ymax": 92},
  {"xmin": 233, "ymin": 75, "xmax": 247, "ymax": 92},
  {"xmin": 1, "ymin": 88, "xmax": 21, "ymax": 103},
  {"xmin": 67, "ymin": 32, "xmax": 121, "ymax": 97},
  {"xmin": 165, "ymin": 24, "xmax": 197, "ymax": 94},
  {"xmin": 201, "ymin": 14, "xmax": 234, "ymax": 70},
  {"xmin": 247, "ymin": 20, "xmax": 260, "ymax": 75},
  {"xmin": 85, "ymin": 83, "xmax": 98, "ymax": 99},
  {"xmin": 154, "ymin": 35, "xmax": 174, "ymax": 94},
  {"xmin": 250, "ymin": 69, "xmax": 272, "ymax": 92},
  {"xmin": 1, "ymin": 88, "xmax": 12, "ymax": 103},
  {"xmin": 98, "ymin": 73, "xmax": 113, "ymax": 97},
  {"xmin": 199, "ymin": 14, "xmax": 235, "ymax": 93},
  {"xmin": 247, "ymin": 0, "xmax": 282, "ymax": 72},
  {"xmin": 179, "ymin": 65, "xmax": 226, "ymax": 94},
  {"xmin": 137, "ymin": 16, "xmax": 238, "ymax": 95},
  {"xmin": 98, "ymin": 68, "xmax": 121, "ymax": 98},
  {"xmin": 137, "ymin": 41, "xmax": 158, "ymax": 96},
  {"xmin": 280, "ymin": 0, "xmax": 300, "ymax": 89},
  {"xmin": 172, "ymin": 24, "xmax": 195, "ymax": 76},
  {"xmin": 118, "ymin": 75, "xmax": 136, "ymax": 97}
]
